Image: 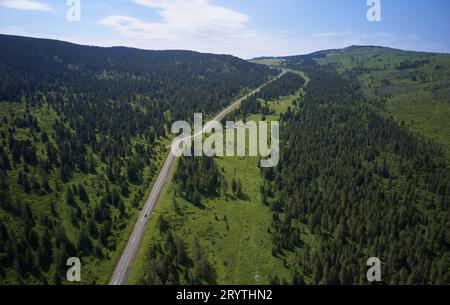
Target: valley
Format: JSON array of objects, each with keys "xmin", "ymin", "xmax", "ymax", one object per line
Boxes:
[{"xmin": 0, "ymin": 36, "xmax": 448, "ymax": 286}]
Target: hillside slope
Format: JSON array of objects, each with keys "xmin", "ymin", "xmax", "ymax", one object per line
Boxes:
[
  {"xmin": 0, "ymin": 34, "xmax": 276, "ymax": 284},
  {"xmin": 251, "ymin": 46, "xmax": 450, "ymax": 284},
  {"xmin": 254, "ymin": 46, "xmax": 450, "ymax": 157}
]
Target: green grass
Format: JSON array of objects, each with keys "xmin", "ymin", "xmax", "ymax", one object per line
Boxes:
[
  {"xmin": 386, "ymin": 94, "xmax": 450, "ymax": 158},
  {"xmin": 249, "ymin": 58, "xmax": 285, "ymax": 67},
  {"xmin": 128, "ymin": 91, "xmax": 316, "ymax": 284}
]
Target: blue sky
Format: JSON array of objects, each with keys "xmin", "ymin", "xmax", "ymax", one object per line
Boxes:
[{"xmin": 1, "ymin": 0, "xmax": 449, "ymax": 58}]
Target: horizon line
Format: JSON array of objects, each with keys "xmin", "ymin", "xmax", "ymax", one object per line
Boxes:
[{"xmin": 1, "ymin": 32, "xmax": 449, "ymax": 60}]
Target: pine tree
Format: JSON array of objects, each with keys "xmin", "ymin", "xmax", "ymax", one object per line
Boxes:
[
  {"xmin": 78, "ymin": 184, "xmax": 89, "ymax": 203},
  {"xmin": 65, "ymin": 187, "xmax": 75, "ymax": 206}
]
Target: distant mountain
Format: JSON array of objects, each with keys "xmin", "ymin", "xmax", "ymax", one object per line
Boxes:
[{"xmin": 251, "ymin": 45, "xmax": 447, "ymax": 62}]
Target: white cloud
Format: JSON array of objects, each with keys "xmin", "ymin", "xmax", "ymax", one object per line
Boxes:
[
  {"xmin": 100, "ymin": 0, "xmax": 250, "ymax": 42},
  {"xmin": 309, "ymin": 31, "xmax": 351, "ymax": 38},
  {"xmin": 100, "ymin": 1, "xmax": 423, "ymax": 58},
  {"xmin": 133, "ymin": 0, "xmax": 249, "ymax": 34},
  {"xmin": 99, "ymin": 0, "xmax": 283, "ymax": 58},
  {"xmin": 96, "ymin": 1, "xmax": 433, "ymax": 58},
  {"xmin": 0, "ymin": 0, "xmax": 54, "ymax": 11},
  {"xmin": 100, "ymin": 16, "xmax": 180, "ymax": 41}
]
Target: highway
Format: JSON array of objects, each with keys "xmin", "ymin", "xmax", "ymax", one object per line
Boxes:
[{"xmin": 108, "ymin": 70, "xmax": 286, "ymax": 285}]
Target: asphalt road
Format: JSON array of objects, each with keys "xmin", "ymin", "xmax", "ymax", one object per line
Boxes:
[{"xmin": 108, "ymin": 70, "xmax": 286, "ymax": 285}]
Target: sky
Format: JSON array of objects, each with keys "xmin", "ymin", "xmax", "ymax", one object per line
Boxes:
[{"xmin": 1, "ymin": 0, "xmax": 449, "ymax": 59}]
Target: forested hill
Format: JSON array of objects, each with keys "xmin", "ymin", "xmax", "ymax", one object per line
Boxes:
[
  {"xmin": 252, "ymin": 46, "xmax": 450, "ymax": 284},
  {"xmin": 253, "ymin": 45, "xmax": 450, "ymax": 157},
  {"xmin": 0, "ymin": 34, "xmax": 275, "ymax": 284},
  {"xmin": 0, "ymin": 34, "xmax": 276, "ymax": 119}
]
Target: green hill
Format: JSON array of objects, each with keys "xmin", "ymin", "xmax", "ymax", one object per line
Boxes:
[
  {"xmin": 249, "ymin": 46, "xmax": 450, "ymax": 284},
  {"xmin": 254, "ymin": 46, "xmax": 450, "ymax": 158},
  {"xmin": 0, "ymin": 34, "xmax": 276, "ymax": 284}
]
